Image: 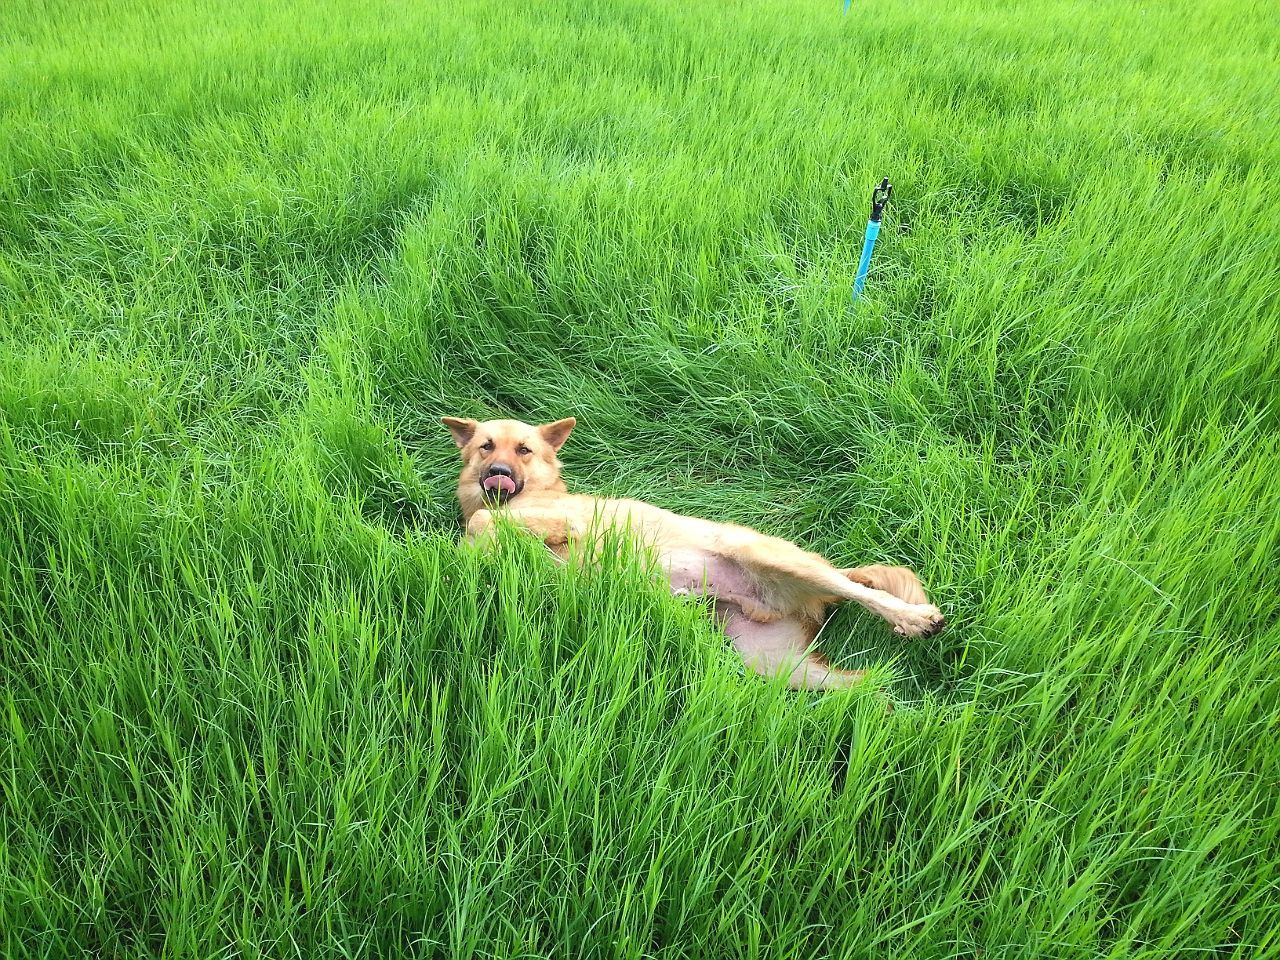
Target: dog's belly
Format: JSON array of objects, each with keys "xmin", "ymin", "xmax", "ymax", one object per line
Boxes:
[{"xmin": 661, "ymin": 548, "xmax": 762, "ymax": 606}]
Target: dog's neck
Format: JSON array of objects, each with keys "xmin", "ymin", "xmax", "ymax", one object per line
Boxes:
[{"xmin": 458, "ymin": 476, "xmax": 568, "ymax": 522}]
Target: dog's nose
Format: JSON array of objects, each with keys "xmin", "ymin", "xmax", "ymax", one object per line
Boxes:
[{"xmin": 485, "ymin": 463, "xmax": 514, "ymax": 479}]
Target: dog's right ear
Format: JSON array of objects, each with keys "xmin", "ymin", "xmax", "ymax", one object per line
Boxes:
[{"xmin": 441, "ymin": 417, "xmax": 478, "ymax": 449}]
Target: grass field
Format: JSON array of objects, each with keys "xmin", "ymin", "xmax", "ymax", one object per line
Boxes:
[{"xmin": 3, "ymin": 0, "xmax": 1279, "ymax": 955}]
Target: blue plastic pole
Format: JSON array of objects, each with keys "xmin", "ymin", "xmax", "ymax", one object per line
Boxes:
[
  {"xmin": 852, "ymin": 219, "xmax": 880, "ymax": 298},
  {"xmin": 843, "ymin": 0, "xmax": 853, "ymax": 12},
  {"xmin": 852, "ymin": 177, "xmax": 892, "ymax": 301}
]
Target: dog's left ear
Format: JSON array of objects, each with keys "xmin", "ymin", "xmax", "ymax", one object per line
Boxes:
[
  {"xmin": 442, "ymin": 417, "xmax": 478, "ymax": 449},
  {"xmin": 539, "ymin": 417, "xmax": 576, "ymax": 452}
]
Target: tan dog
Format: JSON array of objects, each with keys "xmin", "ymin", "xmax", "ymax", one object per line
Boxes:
[{"xmin": 443, "ymin": 416, "xmax": 945, "ymax": 690}]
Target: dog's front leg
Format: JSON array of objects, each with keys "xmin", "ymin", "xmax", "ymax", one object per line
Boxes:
[
  {"xmin": 466, "ymin": 507, "xmax": 577, "ymax": 549},
  {"xmin": 506, "ymin": 508, "xmax": 575, "ymax": 547}
]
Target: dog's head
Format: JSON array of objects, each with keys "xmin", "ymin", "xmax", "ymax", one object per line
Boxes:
[{"xmin": 442, "ymin": 416, "xmax": 576, "ymax": 518}]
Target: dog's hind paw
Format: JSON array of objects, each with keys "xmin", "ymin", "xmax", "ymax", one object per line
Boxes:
[{"xmin": 891, "ymin": 603, "xmax": 946, "ymax": 638}]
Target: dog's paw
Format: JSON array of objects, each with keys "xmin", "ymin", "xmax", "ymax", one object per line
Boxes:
[
  {"xmin": 737, "ymin": 596, "xmax": 783, "ymax": 624},
  {"xmin": 465, "ymin": 509, "xmax": 497, "ymax": 546},
  {"xmin": 891, "ymin": 603, "xmax": 946, "ymax": 638}
]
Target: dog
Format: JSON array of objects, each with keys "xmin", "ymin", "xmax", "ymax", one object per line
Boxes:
[{"xmin": 443, "ymin": 416, "xmax": 945, "ymax": 690}]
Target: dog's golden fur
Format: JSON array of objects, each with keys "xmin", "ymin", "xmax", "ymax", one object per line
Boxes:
[{"xmin": 443, "ymin": 416, "xmax": 945, "ymax": 690}]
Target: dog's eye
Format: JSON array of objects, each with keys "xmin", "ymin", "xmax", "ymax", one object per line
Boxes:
[
  {"xmin": 480, "ymin": 440, "xmax": 494, "ymax": 452},
  {"xmin": 516, "ymin": 444, "xmax": 531, "ymax": 456}
]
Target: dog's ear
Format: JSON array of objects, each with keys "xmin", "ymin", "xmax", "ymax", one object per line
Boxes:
[
  {"xmin": 441, "ymin": 417, "xmax": 478, "ymax": 449},
  {"xmin": 538, "ymin": 417, "xmax": 576, "ymax": 452}
]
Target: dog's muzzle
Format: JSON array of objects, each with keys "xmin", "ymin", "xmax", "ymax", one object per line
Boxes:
[{"xmin": 480, "ymin": 464, "xmax": 520, "ymax": 504}]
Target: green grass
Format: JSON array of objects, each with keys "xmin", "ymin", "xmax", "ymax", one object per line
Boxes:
[{"xmin": 2, "ymin": 0, "xmax": 1279, "ymax": 955}]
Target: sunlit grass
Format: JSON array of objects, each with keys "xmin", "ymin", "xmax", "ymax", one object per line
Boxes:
[{"xmin": 1, "ymin": 0, "xmax": 1278, "ymax": 955}]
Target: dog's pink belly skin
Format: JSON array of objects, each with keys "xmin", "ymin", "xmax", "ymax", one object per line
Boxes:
[{"xmin": 662, "ymin": 548, "xmax": 760, "ymax": 604}]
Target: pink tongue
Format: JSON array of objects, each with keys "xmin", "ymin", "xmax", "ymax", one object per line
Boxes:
[{"xmin": 483, "ymin": 475, "xmax": 516, "ymax": 495}]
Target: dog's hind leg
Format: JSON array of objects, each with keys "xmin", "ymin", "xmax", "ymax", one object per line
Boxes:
[
  {"xmin": 718, "ymin": 604, "xmax": 865, "ymax": 690},
  {"xmin": 841, "ymin": 565, "xmax": 929, "ymax": 605},
  {"xmin": 725, "ymin": 534, "xmax": 945, "ymax": 638}
]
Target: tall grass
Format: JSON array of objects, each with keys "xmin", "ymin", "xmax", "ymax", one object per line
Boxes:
[{"xmin": 2, "ymin": 0, "xmax": 1278, "ymax": 955}]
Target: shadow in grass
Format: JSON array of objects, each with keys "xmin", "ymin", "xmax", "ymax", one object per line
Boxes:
[{"xmin": 811, "ymin": 600, "xmax": 969, "ymax": 706}]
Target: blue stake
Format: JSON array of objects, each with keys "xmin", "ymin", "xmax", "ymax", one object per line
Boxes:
[
  {"xmin": 853, "ymin": 177, "xmax": 892, "ymax": 300},
  {"xmin": 843, "ymin": 0, "xmax": 853, "ymax": 12}
]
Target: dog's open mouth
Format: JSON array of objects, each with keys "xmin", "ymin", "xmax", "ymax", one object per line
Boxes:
[{"xmin": 481, "ymin": 474, "xmax": 520, "ymax": 503}]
